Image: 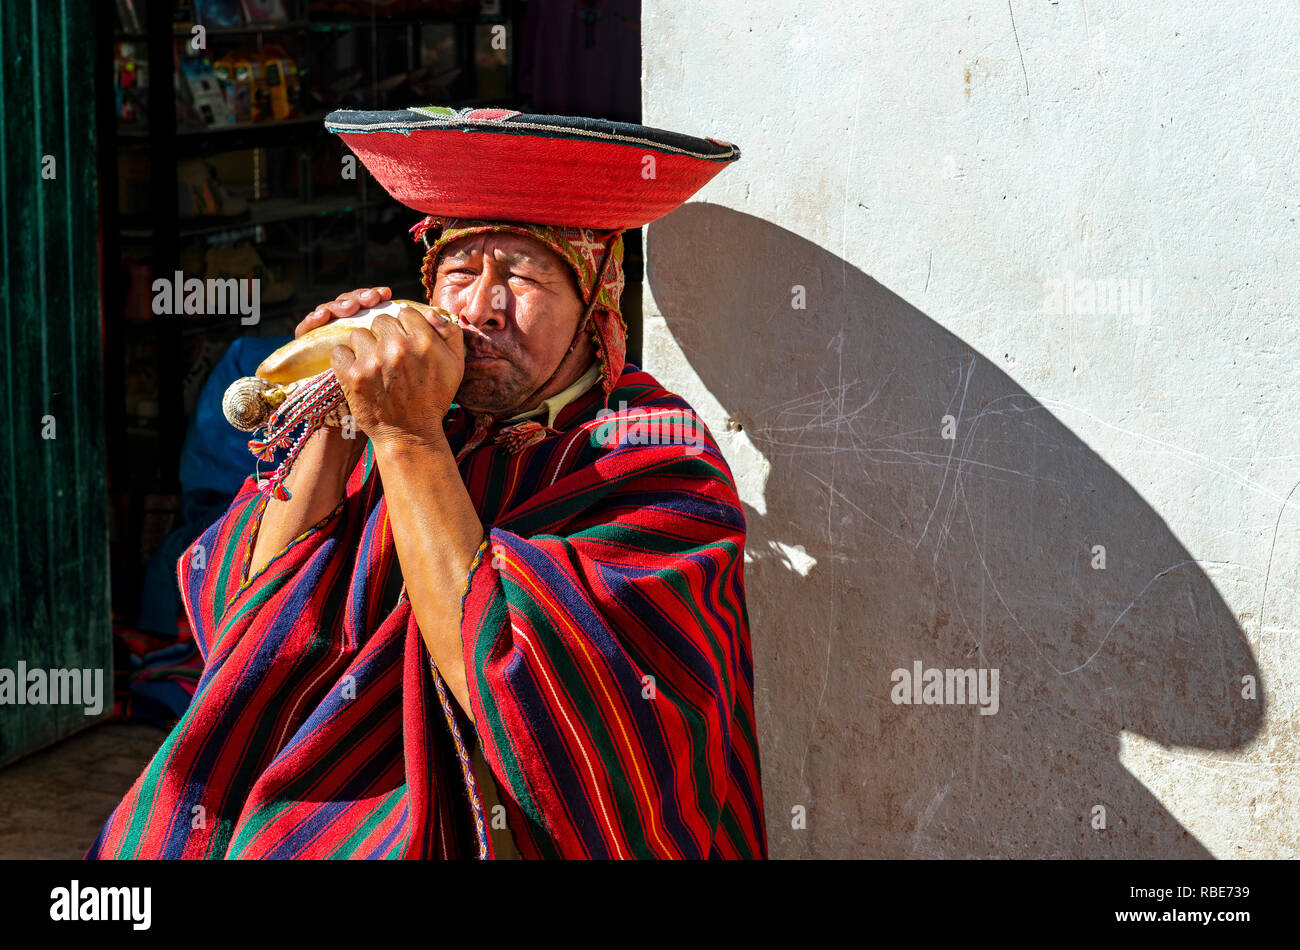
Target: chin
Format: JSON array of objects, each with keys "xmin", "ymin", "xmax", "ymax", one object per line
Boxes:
[{"xmin": 456, "ymin": 379, "xmax": 525, "ymax": 415}]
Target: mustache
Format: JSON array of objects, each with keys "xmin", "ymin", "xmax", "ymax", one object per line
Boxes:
[
  {"xmin": 450, "ymin": 315, "xmax": 516, "ymax": 360},
  {"xmin": 462, "ymin": 334, "xmax": 512, "ymax": 361}
]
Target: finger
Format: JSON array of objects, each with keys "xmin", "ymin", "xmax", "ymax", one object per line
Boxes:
[
  {"xmin": 300, "ymin": 289, "xmax": 395, "ymax": 337},
  {"xmin": 429, "ymin": 308, "xmax": 462, "ymax": 341},
  {"xmin": 330, "ymin": 342, "xmax": 356, "ymax": 375},
  {"xmin": 326, "ymin": 287, "xmax": 379, "ymax": 315},
  {"xmin": 323, "ymin": 297, "xmax": 362, "ymax": 318},
  {"xmin": 434, "ymin": 316, "xmax": 466, "ymax": 360},
  {"xmin": 338, "ymin": 286, "xmax": 391, "ymax": 305},
  {"xmin": 368, "ymin": 312, "xmax": 408, "ymax": 341},
  {"xmin": 396, "ymin": 305, "xmax": 436, "ymax": 342},
  {"xmin": 338, "ymin": 286, "xmax": 391, "ymax": 300},
  {"xmin": 299, "ymin": 299, "xmax": 358, "ymax": 337},
  {"xmin": 348, "ymin": 287, "xmax": 382, "ymax": 309},
  {"xmin": 335, "ymin": 287, "xmax": 370, "ymax": 305},
  {"xmin": 295, "ymin": 304, "xmax": 338, "ymax": 337},
  {"xmin": 426, "ymin": 306, "xmax": 461, "ymax": 329},
  {"xmin": 343, "ymin": 328, "xmax": 380, "ymax": 394},
  {"xmin": 347, "ymin": 326, "xmax": 378, "ymax": 357},
  {"xmin": 296, "ymin": 315, "xmax": 322, "ymax": 338}
]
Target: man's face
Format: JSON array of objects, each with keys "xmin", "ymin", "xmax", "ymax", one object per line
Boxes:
[{"xmin": 430, "ymin": 232, "xmax": 585, "ymax": 415}]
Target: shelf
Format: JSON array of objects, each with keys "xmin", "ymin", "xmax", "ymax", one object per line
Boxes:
[
  {"xmin": 119, "ymin": 279, "xmax": 405, "ymax": 340},
  {"xmin": 307, "ymin": 9, "xmax": 509, "ymax": 28},
  {"xmin": 117, "ymin": 20, "xmax": 310, "ymax": 41},
  {"xmin": 119, "ymin": 113, "xmax": 329, "ymax": 155},
  {"xmin": 173, "ymin": 20, "xmax": 312, "ymax": 36},
  {"xmin": 116, "ymin": 11, "xmax": 506, "ymax": 42},
  {"xmin": 122, "ymin": 312, "xmax": 245, "ymax": 339},
  {"xmin": 120, "ymin": 194, "xmax": 376, "ymax": 240},
  {"xmin": 178, "ymin": 112, "xmax": 328, "ymax": 155}
]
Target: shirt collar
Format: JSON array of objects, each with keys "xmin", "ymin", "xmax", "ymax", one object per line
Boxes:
[{"xmin": 501, "ymin": 362, "xmax": 601, "ymax": 429}]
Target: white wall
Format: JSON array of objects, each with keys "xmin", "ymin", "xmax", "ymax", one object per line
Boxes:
[{"xmin": 642, "ymin": 0, "xmax": 1298, "ymax": 857}]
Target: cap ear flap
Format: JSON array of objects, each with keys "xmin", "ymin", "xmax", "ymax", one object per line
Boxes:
[{"xmin": 420, "ymin": 242, "xmax": 440, "ymax": 305}]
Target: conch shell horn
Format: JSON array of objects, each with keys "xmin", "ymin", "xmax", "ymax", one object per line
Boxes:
[{"xmin": 222, "ymin": 299, "xmax": 453, "ymax": 432}]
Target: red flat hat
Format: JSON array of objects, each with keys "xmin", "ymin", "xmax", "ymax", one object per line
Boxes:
[{"xmin": 325, "ymin": 106, "xmax": 740, "ymax": 229}]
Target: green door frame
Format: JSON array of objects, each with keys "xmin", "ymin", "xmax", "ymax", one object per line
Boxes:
[{"xmin": 0, "ymin": 0, "xmax": 111, "ymax": 765}]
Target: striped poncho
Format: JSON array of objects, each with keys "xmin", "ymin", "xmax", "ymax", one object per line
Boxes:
[{"xmin": 88, "ymin": 365, "xmax": 767, "ymax": 859}]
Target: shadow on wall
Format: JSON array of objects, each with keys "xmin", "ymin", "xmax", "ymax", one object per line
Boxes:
[{"xmin": 647, "ymin": 204, "xmax": 1264, "ymax": 858}]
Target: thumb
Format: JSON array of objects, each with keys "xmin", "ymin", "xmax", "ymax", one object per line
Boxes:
[
  {"xmin": 330, "ymin": 344, "xmax": 360, "ymax": 404},
  {"xmin": 430, "ymin": 309, "xmax": 465, "ymax": 356}
]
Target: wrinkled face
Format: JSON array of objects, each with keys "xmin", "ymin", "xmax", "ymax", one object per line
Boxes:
[{"xmin": 431, "ymin": 232, "xmax": 585, "ymax": 415}]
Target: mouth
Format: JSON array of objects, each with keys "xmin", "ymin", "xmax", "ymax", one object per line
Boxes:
[{"xmin": 464, "ymin": 352, "xmax": 506, "ymax": 367}]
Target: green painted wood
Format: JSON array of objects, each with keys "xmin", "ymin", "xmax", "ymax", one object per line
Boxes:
[{"xmin": 0, "ymin": 0, "xmax": 110, "ymax": 765}]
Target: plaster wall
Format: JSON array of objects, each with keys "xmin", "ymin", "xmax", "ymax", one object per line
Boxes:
[{"xmin": 641, "ymin": 0, "xmax": 1298, "ymax": 857}]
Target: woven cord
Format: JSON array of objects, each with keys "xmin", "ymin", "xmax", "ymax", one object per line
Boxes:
[
  {"xmin": 428, "ymin": 655, "xmax": 490, "ymax": 860},
  {"xmin": 247, "ymin": 369, "xmax": 348, "ymax": 500},
  {"xmin": 425, "ymin": 536, "xmax": 492, "ymax": 859}
]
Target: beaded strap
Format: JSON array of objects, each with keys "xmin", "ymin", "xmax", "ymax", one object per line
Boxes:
[
  {"xmin": 245, "ymin": 373, "xmax": 560, "ymax": 503},
  {"xmin": 247, "ymin": 369, "xmax": 348, "ymax": 501}
]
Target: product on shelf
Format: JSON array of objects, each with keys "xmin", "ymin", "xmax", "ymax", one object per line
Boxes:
[
  {"xmin": 260, "ymin": 44, "xmax": 301, "ymax": 120},
  {"xmin": 213, "ymin": 51, "xmax": 272, "ymax": 121},
  {"xmin": 212, "ymin": 54, "xmax": 250, "ymax": 122},
  {"xmin": 246, "ymin": 54, "xmax": 273, "ymax": 121},
  {"xmin": 180, "ymin": 56, "xmax": 236, "ymax": 126},
  {"xmin": 115, "ymin": 43, "xmax": 149, "ymax": 122},
  {"xmin": 193, "ymin": 0, "xmax": 246, "ymax": 29}
]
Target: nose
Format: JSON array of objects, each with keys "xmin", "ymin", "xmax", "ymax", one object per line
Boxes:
[{"xmin": 458, "ymin": 261, "xmax": 508, "ymax": 332}]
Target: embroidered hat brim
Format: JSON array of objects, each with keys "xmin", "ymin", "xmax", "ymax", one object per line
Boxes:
[{"xmin": 325, "ymin": 106, "xmax": 740, "ymax": 229}]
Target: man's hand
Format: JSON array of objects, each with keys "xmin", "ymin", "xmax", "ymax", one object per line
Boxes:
[
  {"xmin": 296, "ymin": 286, "xmax": 392, "ymax": 338},
  {"xmin": 330, "ymin": 305, "xmax": 466, "ymax": 449},
  {"xmin": 246, "ymin": 288, "xmax": 391, "ymax": 577}
]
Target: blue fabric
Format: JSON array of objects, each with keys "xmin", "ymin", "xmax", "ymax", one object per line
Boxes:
[
  {"xmin": 179, "ymin": 335, "xmax": 292, "ymax": 497},
  {"xmin": 138, "ymin": 335, "xmax": 291, "ymax": 635},
  {"xmin": 124, "ymin": 639, "xmax": 204, "ymax": 728}
]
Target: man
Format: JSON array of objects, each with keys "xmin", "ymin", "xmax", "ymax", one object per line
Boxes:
[{"xmin": 89, "ymin": 108, "xmax": 765, "ymax": 859}]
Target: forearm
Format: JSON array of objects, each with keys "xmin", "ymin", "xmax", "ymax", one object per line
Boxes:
[
  {"xmin": 372, "ymin": 436, "xmax": 485, "ymax": 721},
  {"xmin": 248, "ymin": 427, "xmax": 366, "ymax": 577}
]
